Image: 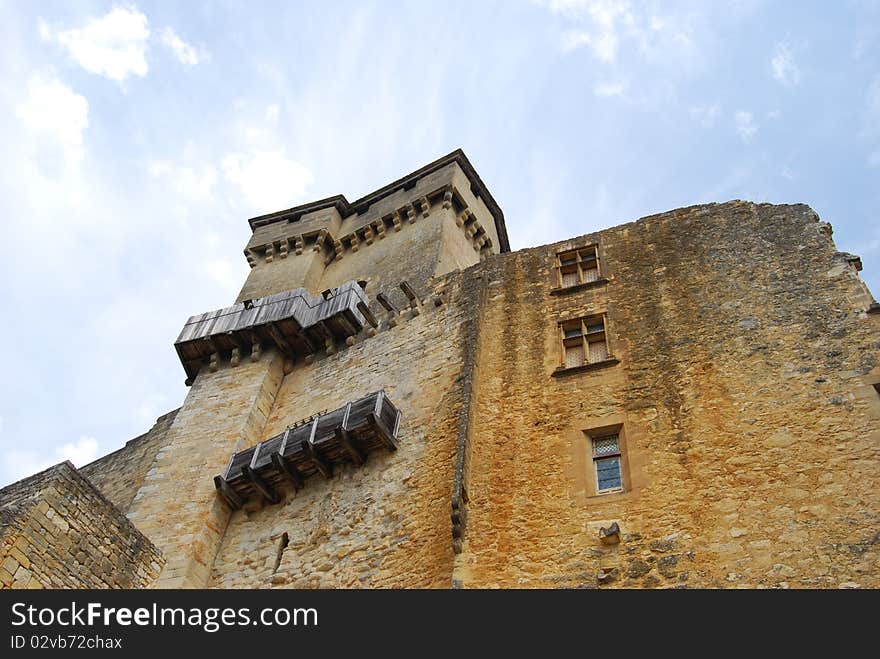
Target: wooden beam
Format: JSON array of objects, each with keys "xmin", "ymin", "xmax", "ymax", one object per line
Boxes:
[
  {"xmin": 266, "ymin": 322, "xmax": 294, "ymax": 357},
  {"xmin": 302, "ymin": 439, "xmax": 332, "ymax": 479},
  {"xmin": 374, "ymin": 390, "xmax": 385, "ymax": 418},
  {"xmin": 375, "ymin": 293, "xmax": 398, "ymax": 314},
  {"xmin": 368, "ymin": 411, "xmax": 398, "ymax": 451},
  {"xmin": 242, "ymin": 465, "xmax": 279, "ymax": 504},
  {"xmin": 357, "ymin": 301, "xmax": 378, "ymax": 328},
  {"xmin": 224, "ymin": 331, "xmax": 248, "ymax": 351},
  {"xmin": 213, "ymin": 475, "xmax": 243, "ymax": 510},
  {"xmin": 336, "ymin": 403, "xmax": 364, "ymax": 465},
  {"xmin": 271, "ymin": 452, "xmax": 303, "ymax": 490},
  {"xmin": 399, "ymin": 280, "xmax": 420, "ymax": 309},
  {"xmin": 336, "ymin": 427, "xmax": 364, "ymax": 465},
  {"xmin": 304, "ymin": 416, "xmax": 332, "ymax": 478},
  {"xmin": 392, "ymin": 408, "xmax": 402, "ymax": 441}
]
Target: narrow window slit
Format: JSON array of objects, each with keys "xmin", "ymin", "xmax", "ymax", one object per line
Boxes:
[{"xmin": 273, "ymin": 532, "xmax": 289, "ymax": 573}]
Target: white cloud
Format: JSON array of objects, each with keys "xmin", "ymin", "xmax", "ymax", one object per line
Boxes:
[
  {"xmin": 767, "ymin": 109, "xmax": 781, "ymax": 119},
  {"xmin": 57, "ymin": 436, "xmax": 99, "ymax": 467},
  {"xmin": 16, "ymin": 74, "xmax": 89, "ymax": 169},
  {"xmin": 221, "ymin": 150, "xmax": 314, "ymax": 212},
  {"xmin": 40, "ymin": 7, "xmax": 150, "ymax": 81},
  {"xmin": 202, "ymin": 258, "xmax": 247, "ymax": 298},
  {"xmin": 868, "ymin": 150, "xmax": 880, "ymax": 167},
  {"xmin": 552, "ymin": 0, "xmax": 632, "ymax": 61},
  {"xmin": 266, "ymin": 104, "xmax": 281, "ymax": 122},
  {"xmin": 148, "ymin": 159, "xmax": 218, "ymax": 203},
  {"xmin": 159, "ymin": 26, "xmax": 207, "ymax": 66},
  {"xmin": 735, "ymin": 110, "xmax": 757, "ymax": 141},
  {"xmin": 542, "ymin": 0, "xmax": 696, "ymax": 67},
  {"xmin": 690, "ymin": 103, "xmax": 720, "ymax": 127},
  {"xmin": 2, "ymin": 436, "xmax": 100, "ymax": 483},
  {"xmin": 593, "ymin": 80, "xmax": 626, "ymax": 97},
  {"xmin": 771, "ymin": 41, "xmax": 800, "ymax": 86}
]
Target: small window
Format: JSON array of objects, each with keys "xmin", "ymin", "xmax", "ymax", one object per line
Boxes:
[
  {"xmin": 555, "ymin": 245, "xmax": 601, "ymax": 289},
  {"xmin": 559, "ymin": 315, "xmax": 612, "ymax": 369},
  {"xmin": 591, "ymin": 433, "xmax": 622, "ymax": 492}
]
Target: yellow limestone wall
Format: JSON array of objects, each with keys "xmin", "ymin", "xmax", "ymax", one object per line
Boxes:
[
  {"xmin": 126, "ymin": 352, "xmax": 285, "ymax": 588},
  {"xmin": 209, "ymin": 271, "xmax": 480, "ymax": 588},
  {"xmin": 456, "ymin": 202, "xmax": 880, "ymax": 589}
]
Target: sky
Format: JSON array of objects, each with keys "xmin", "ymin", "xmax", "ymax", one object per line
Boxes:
[{"xmin": 0, "ymin": 0, "xmax": 877, "ymax": 487}]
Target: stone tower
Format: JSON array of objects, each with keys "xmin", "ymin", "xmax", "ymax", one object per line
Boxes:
[{"xmin": 2, "ymin": 149, "xmax": 878, "ymax": 589}]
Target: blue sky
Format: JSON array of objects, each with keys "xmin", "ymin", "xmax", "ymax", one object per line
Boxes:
[{"xmin": 0, "ymin": 0, "xmax": 877, "ymax": 486}]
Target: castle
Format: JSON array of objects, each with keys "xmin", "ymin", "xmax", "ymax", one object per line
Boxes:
[{"xmin": 2, "ymin": 150, "xmax": 878, "ymax": 589}]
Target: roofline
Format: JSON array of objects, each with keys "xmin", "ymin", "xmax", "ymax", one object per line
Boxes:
[{"xmin": 247, "ymin": 149, "xmax": 510, "ymax": 252}]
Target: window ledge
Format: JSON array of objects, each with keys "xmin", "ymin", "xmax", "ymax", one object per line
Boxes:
[
  {"xmin": 868, "ymin": 302, "xmax": 880, "ymax": 314},
  {"xmin": 552, "ymin": 358, "xmax": 620, "ymax": 377},
  {"xmin": 549, "ymin": 278, "xmax": 609, "ymax": 295},
  {"xmin": 586, "ymin": 488, "xmax": 628, "ymax": 501}
]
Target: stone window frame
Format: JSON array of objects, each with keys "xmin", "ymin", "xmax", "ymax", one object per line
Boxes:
[
  {"xmin": 553, "ymin": 313, "xmax": 619, "ymax": 376},
  {"xmin": 551, "ymin": 244, "xmax": 608, "ymax": 294},
  {"xmin": 583, "ymin": 424, "xmax": 628, "ymax": 496}
]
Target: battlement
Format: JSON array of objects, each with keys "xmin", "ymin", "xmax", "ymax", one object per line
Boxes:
[{"xmin": 235, "ymin": 150, "xmax": 509, "ymax": 306}]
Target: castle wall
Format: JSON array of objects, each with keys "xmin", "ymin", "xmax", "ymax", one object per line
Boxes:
[
  {"xmin": 456, "ymin": 202, "xmax": 880, "ymax": 589},
  {"xmin": 0, "ymin": 462, "xmax": 163, "ymax": 589},
  {"xmin": 125, "ymin": 352, "xmax": 285, "ymax": 588},
  {"xmin": 209, "ymin": 271, "xmax": 480, "ymax": 588},
  {"xmin": 80, "ymin": 409, "xmax": 178, "ymax": 514}
]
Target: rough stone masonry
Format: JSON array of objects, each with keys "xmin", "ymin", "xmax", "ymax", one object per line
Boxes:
[{"xmin": 1, "ymin": 149, "xmax": 877, "ymax": 589}]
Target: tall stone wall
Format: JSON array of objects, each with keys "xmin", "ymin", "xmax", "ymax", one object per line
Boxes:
[
  {"xmin": 0, "ymin": 462, "xmax": 163, "ymax": 589},
  {"xmin": 80, "ymin": 409, "xmax": 178, "ymax": 514},
  {"xmin": 125, "ymin": 352, "xmax": 285, "ymax": 588},
  {"xmin": 209, "ymin": 271, "xmax": 481, "ymax": 588},
  {"xmin": 456, "ymin": 201, "xmax": 879, "ymax": 589}
]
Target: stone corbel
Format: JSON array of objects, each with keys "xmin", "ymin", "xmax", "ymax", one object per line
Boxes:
[
  {"xmin": 392, "ymin": 211, "xmax": 402, "ymax": 232},
  {"xmin": 333, "ymin": 240, "xmax": 344, "ymax": 261},
  {"xmin": 246, "ymin": 251, "xmax": 258, "ymax": 268},
  {"xmin": 419, "ymin": 196, "xmax": 430, "ymax": 217},
  {"xmin": 313, "ymin": 230, "xmax": 327, "ymax": 252},
  {"xmin": 294, "ymin": 236, "xmax": 304, "ymax": 255},
  {"xmin": 364, "ymin": 225, "xmax": 374, "ymax": 245},
  {"xmin": 278, "ymin": 240, "xmax": 289, "ymax": 259},
  {"xmin": 442, "ymin": 188, "xmax": 453, "ymax": 209},
  {"xmin": 406, "ymin": 205, "xmax": 417, "ymax": 224},
  {"xmin": 350, "ymin": 233, "xmax": 360, "ymax": 253},
  {"xmin": 375, "ymin": 218, "xmax": 387, "ymax": 240},
  {"xmin": 264, "ymin": 243, "xmax": 275, "ymax": 263}
]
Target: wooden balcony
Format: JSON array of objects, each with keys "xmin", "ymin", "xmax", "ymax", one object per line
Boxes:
[
  {"xmin": 174, "ymin": 281, "xmax": 378, "ymax": 383},
  {"xmin": 214, "ymin": 391, "xmax": 401, "ymax": 509}
]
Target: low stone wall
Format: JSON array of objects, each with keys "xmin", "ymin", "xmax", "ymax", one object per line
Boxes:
[{"xmin": 0, "ymin": 462, "xmax": 163, "ymax": 589}]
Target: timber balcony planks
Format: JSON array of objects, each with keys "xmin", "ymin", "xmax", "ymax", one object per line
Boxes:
[
  {"xmin": 174, "ymin": 280, "xmax": 378, "ymax": 383},
  {"xmin": 213, "ymin": 391, "xmax": 401, "ymax": 509}
]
